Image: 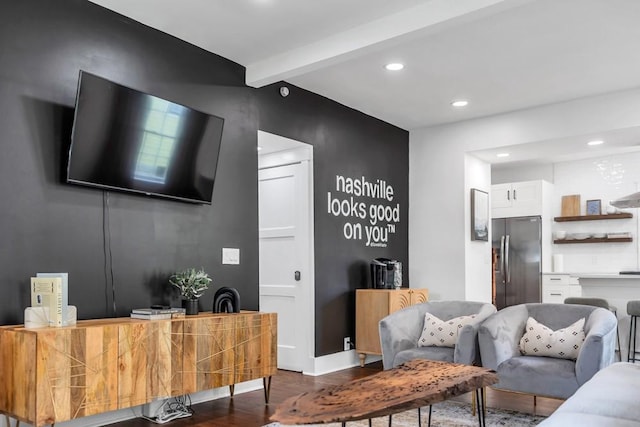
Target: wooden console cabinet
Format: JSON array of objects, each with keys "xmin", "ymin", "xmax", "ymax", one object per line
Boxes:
[
  {"xmin": 0, "ymin": 312, "xmax": 276, "ymax": 426},
  {"xmin": 355, "ymin": 288, "xmax": 428, "ymax": 366}
]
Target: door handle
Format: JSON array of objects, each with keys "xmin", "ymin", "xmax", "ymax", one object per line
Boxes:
[
  {"xmin": 294, "ymin": 271, "xmax": 301, "ymax": 281},
  {"xmin": 499, "ymin": 235, "xmax": 505, "ymax": 277},
  {"xmin": 505, "ymin": 235, "xmax": 511, "ymax": 283},
  {"xmin": 513, "ymin": 189, "xmax": 517, "ymax": 200}
]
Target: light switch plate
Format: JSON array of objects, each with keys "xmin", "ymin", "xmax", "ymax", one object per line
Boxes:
[{"xmin": 222, "ymin": 248, "xmax": 240, "ymax": 265}]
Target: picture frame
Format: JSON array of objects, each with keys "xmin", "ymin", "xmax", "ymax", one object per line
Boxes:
[
  {"xmin": 471, "ymin": 188, "xmax": 489, "ymax": 241},
  {"xmin": 586, "ymin": 199, "xmax": 601, "ymax": 215}
]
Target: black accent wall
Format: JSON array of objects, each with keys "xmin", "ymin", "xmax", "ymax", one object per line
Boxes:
[
  {"xmin": 0, "ymin": 0, "xmax": 408, "ymax": 358},
  {"xmin": 0, "ymin": 0, "xmax": 257, "ymax": 322},
  {"xmin": 256, "ymin": 85, "xmax": 409, "ymax": 356}
]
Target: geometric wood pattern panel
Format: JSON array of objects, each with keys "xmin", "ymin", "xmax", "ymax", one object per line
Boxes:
[
  {"xmin": 182, "ymin": 315, "xmax": 235, "ymax": 393},
  {"xmin": 235, "ymin": 312, "xmax": 277, "ymax": 384}
]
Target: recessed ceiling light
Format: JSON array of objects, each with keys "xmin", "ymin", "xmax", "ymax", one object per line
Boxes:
[
  {"xmin": 496, "ymin": 153, "xmax": 510, "ymax": 158},
  {"xmin": 385, "ymin": 63, "xmax": 404, "ymax": 71},
  {"xmin": 451, "ymin": 100, "xmax": 469, "ymax": 108},
  {"xmin": 587, "ymin": 140, "xmax": 604, "ymax": 146}
]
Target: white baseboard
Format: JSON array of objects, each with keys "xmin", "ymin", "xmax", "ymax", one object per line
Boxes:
[
  {"xmin": 303, "ymin": 350, "xmax": 381, "ymax": 376},
  {"xmin": 186, "ymin": 379, "xmax": 263, "ymax": 406},
  {"xmin": 1, "ymin": 380, "xmax": 263, "ymax": 427}
]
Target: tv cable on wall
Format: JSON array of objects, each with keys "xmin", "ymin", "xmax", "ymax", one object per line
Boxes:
[{"xmin": 103, "ymin": 190, "xmax": 117, "ymax": 316}]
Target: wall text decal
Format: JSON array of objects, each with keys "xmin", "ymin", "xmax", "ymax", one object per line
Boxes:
[{"xmin": 327, "ymin": 175, "xmax": 400, "ymax": 247}]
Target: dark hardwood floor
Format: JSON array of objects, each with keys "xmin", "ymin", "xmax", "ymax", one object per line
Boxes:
[{"xmin": 109, "ymin": 361, "xmax": 562, "ymax": 427}]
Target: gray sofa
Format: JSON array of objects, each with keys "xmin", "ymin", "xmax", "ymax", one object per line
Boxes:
[
  {"xmin": 539, "ymin": 362, "xmax": 640, "ymax": 426},
  {"xmin": 379, "ymin": 300, "xmax": 496, "ymax": 369},
  {"xmin": 478, "ymin": 303, "xmax": 617, "ymax": 399}
]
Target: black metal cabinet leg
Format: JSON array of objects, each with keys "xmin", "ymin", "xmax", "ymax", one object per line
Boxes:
[{"xmin": 263, "ymin": 376, "xmax": 272, "ymax": 404}]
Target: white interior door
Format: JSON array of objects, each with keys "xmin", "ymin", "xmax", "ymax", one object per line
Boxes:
[{"xmin": 258, "ymin": 134, "xmax": 313, "ymax": 372}]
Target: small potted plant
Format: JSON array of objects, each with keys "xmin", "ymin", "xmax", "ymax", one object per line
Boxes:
[{"xmin": 169, "ymin": 267, "xmax": 212, "ymax": 315}]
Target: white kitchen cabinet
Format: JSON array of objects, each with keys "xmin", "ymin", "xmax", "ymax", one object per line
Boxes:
[
  {"xmin": 491, "ymin": 184, "xmax": 513, "ymax": 209},
  {"xmin": 492, "ymin": 180, "xmax": 551, "ymax": 218},
  {"xmin": 542, "ymin": 273, "xmax": 582, "ymax": 303}
]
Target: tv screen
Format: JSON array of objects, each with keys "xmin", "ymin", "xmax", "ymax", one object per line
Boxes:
[{"xmin": 67, "ymin": 71, "xmax": 224, "ymax": 204}]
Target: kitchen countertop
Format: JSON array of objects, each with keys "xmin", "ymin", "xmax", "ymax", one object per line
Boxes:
[
  {"xmin": 544, "ymin": 272, "xmax": 640, "ymax": 279},
  {"xmin": 578, "ymin": 273, "xmax": 640, "ymax": 279}
]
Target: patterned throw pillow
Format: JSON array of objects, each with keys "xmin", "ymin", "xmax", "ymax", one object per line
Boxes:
[
  {"xmin": 519, "ymin": 316, "xmax": 586, "ymax": 360},
  {"xmin": 417, "ymin": 312, "xmax": 477, "ymax": 348}
]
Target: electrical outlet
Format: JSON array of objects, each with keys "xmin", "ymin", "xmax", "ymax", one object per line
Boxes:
[{"xmin": 343, "ymin": 337, "xmax": 351, "ymax": 351}]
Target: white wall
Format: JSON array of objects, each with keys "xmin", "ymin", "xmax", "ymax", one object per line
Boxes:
[
  {"xmin": 492, "ymin": 163, "xmax": 554, "ymax": 184},
  {"xmin": 409, "ymin": 88, "xmax": 640, "ymax": 300},
  {"xmin": 409, "ymin": 129, "xmax": 466, "ymax": 300},
  {"xmin": 552, "ymin": 152, "xmax": 640, "ymax": 273},
  {"xmin": 464, "ymin": 155, "xmax": 492, "ymax": 302}
]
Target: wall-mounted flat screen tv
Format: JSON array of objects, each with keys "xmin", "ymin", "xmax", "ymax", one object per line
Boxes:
[{"xmin": 67, "ymin": 71, "xmax": 224, "ymax": 204}]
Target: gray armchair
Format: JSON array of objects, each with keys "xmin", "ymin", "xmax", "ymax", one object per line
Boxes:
[
  {"xmin": 379, "ymin": 300, "xmax": 497, "ymax": 370},
  {"xmin": 478, "ymin": 303, "xmax": 617, "ymax": 399}
]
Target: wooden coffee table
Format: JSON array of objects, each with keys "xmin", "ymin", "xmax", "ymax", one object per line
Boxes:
[{"xmin": 271, "ymin": 359, "xmax": 498, "ymax": 426}]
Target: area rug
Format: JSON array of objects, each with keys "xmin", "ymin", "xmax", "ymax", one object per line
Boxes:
[{"xmin": 265, "ymin": 400, "xmax": 546, "ymax": 426}]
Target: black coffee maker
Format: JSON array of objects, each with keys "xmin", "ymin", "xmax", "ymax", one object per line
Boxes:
[{"xmin": 370, "ymin": 258, "xmax": 401, "ymax": 289}]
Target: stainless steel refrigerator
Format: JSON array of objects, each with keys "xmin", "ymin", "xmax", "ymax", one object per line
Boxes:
[{"xmin": 492, "ymin": 216, "xmax": 542, "ymax": 310}]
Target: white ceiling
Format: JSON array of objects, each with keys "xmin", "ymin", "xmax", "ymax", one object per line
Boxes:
[{"xmin": 89, "ymin": 0, "xmax": 640, "ymax": 164}]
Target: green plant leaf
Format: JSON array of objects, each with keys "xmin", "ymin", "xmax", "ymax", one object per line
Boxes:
[{"xmin": 169, "ymin": 267, "xmax": 212, "ymax": 299}]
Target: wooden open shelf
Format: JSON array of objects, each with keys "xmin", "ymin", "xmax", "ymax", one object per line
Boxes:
[
  {"xmin": 554, "ymin": 213, "xmax": 632, "ymax": 222},
  {"xmin": 554, "ymin": 237, "xmax": 632, "ymax": 244}
]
